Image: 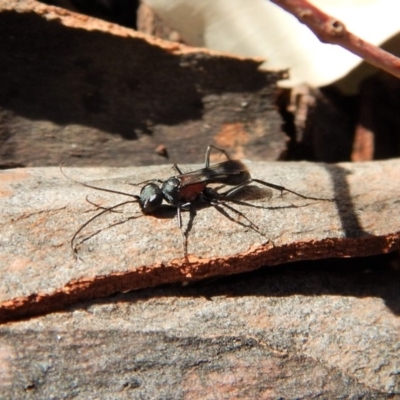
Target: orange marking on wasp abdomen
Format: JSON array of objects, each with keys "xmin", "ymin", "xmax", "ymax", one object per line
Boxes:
[{"xmin": 180, "ymin": 183, "xmax": 207, "ymax": 201}]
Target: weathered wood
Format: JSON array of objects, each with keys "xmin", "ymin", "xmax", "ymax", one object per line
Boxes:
[
  {"xmin": 0, "ymin": 159, "xmax": 399, "ymax": 321},
  {"xmin": 352, "ymin": 72, "xmax": 400, "ymax": 161},
  {"xmin": 0, "ymin": 0, "xmax": 285, "ymax": 168}
]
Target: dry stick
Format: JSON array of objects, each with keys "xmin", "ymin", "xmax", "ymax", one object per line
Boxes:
[{"xmin": 271, "ymin": 0, "xmax": 400, "ymax": 80}]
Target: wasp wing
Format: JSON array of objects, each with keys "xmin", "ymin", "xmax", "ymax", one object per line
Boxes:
[{"xmin": 178, "ymin": 160, "xmax": 248, "ymax": 187}]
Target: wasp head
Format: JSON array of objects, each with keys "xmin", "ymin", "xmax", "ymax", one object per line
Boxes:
[{"xmin": 139, "ymin": 183, "xmax": 164, "ymax": 214}]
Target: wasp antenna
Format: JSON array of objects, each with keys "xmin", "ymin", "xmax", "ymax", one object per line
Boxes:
[
  {"xmin": 85, "ymin": 195, "xmax": 140, "ymax": 213},
  {"xmin": 72, "ymin": 199, "xmax": 139, "ymax": 257},
  {"xmin": 60, "ymin": 163, "xmax": 139, "ymax": 199},
  {"xmin": 129, "ymin": 179, "xmax": 164, "ymax": 186}
]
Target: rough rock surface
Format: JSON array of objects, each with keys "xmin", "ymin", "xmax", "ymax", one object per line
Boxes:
[
  {"xmin": 0, "ymin": 257, "xmax": 399, "ymax": 398},
  {"xmin": 1, "ymin": 159, "xmax": 399, "ymax": 322}
]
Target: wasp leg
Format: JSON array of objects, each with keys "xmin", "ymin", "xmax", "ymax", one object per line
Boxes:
[
  {"xmin": 209, "ymin": 199, "xmax": 272, "ymax": 245},
  {"xmin": 175, "ymin": 205, "xmax": 187, "ymax": 259},
  {"xmin": 200, "ymin": 188, "xmax": 271, "ymax": 243},
  {"xmin": 173, "ymin": 163, "xmax": 184, "ymax": 174},
  {"xmin": 184, "ymin": 205, "xmax": 197, "ymax": 262},
  {"xmin": 218, "ymin": 178, "xmax": 332, "ymax": 202},
  {"xmin": 203, "ymin": 187, "xmax": 259, "ymax": 230},
  {"xmin": 205, "ymin": 145, "xmax": 232, "ymax": 168},
  {"xmin": 251, "ymin": 179, "xmax": 334, "ymax": 201},
  {"xmin": 175, "ymin": 203, "xmax": 196, "ymax": 262}
]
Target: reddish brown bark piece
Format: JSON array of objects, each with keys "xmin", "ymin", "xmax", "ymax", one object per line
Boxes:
[
  {"xmin": 352, "ymin": 73, "xmax": 400, "ymax": 161},
  {"xmin": 286, "ymin": 85, "xmax": 355, "ymax": 162},
  {"xmin": 1, "ymin": 159, "xmax": 399, "ymax": 322},
  {"xmin": 0, "ymin": 0, "xmax": 285, "ymax": 168}
]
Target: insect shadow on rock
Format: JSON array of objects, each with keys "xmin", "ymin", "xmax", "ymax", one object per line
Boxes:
[{"xmin": 61, "ymin": 145, "xmax": 333, "ymax": 260}]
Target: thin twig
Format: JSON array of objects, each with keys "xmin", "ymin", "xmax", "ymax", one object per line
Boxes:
[{"xmin": 271, "ymin": 0, "xmax": 400, "ymax": 79}]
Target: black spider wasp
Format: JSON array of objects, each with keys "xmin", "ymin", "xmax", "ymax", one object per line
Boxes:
[{"xmin": 62, "ymin": 145, "xmax": 330, "ymax": 259}]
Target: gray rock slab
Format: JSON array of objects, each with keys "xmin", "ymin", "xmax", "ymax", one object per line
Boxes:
[{"xmin": 1, "ymin": 260, "xmax": 399, "ymax": 398}]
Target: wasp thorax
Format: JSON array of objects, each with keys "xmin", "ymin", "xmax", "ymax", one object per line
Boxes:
[{"xmin": 161, "ymin": 177, "xmax": 181, "ymax": 204}]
